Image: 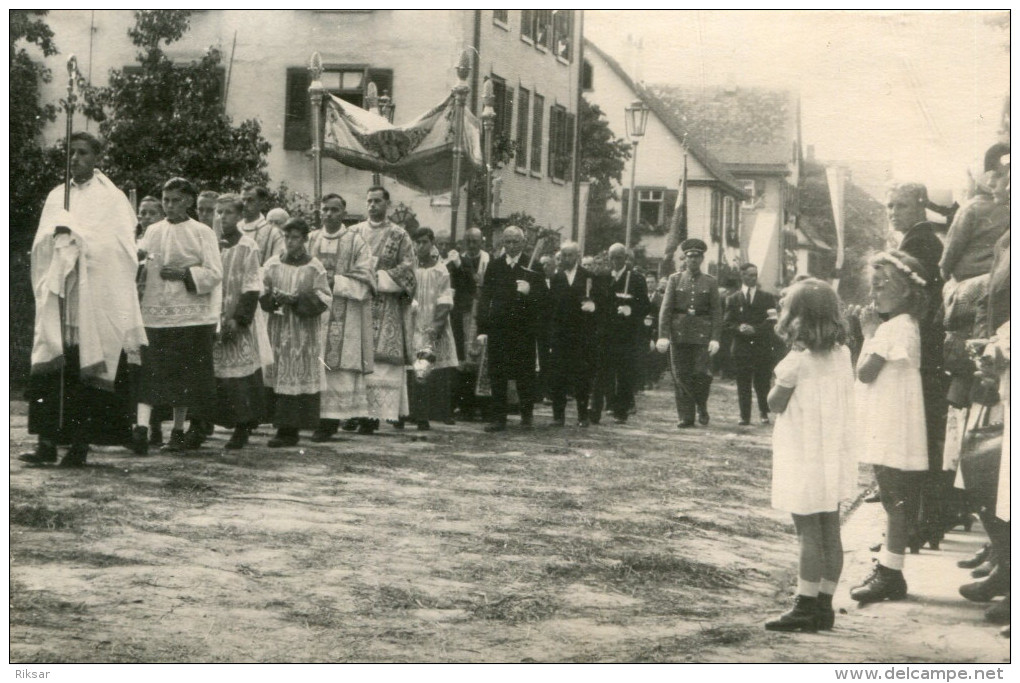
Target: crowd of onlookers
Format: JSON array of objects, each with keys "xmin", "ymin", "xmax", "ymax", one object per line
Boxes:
[{"xmin": 760, "ymin": 141, "xmax": 1009, "ymax": 635}]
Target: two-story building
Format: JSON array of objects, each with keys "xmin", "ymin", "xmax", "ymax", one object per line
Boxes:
[
  {"xmin": 583, "ymin": 40, "xmax": 747, "ymax": 275},
  {"xmin": 645, "ymin": 84, "xmax": 802, "ymax": 290},
  {"xmin": 36, "ymin": 10, "xmax": 584, "ymax": 243}
]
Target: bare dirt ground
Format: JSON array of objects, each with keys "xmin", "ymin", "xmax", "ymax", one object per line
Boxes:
[{"xmin": 8, "ymin": 381, "xmax": 1010, "ymax": 663}]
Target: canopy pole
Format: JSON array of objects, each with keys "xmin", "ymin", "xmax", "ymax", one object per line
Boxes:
[
  {"xmin": 449, "ymin": 50, "xmax": 472, "ymax": 243},
  {"xmin": 308, "ymin": 52, "xmax": 324, "ymax": 229}
]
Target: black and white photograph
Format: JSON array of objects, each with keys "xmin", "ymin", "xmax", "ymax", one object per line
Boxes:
[{"xmin": 8, "ymin": 8, "xmax": 1011, "ymax": 672}]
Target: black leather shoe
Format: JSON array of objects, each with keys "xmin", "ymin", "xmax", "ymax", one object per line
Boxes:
[
  {"xmin": 552, "ymin": 416, "xmax": 566, "ymax": 427},
  {"xmin": 161, "ymin": 429, "xmax": 188, "ymax": 453},
  {"xmin": 130, "ymin": 426, "xmax": 150, "ymax": 455},
  {"xmin": 698, "ymin": 411, "xmax": 709, "ymax": 426},
  {"xmin": 310, "ymin": 428, "xmax": 333, "ymax": 443},
  {"xmin": 678, "ymin": 421, "xmax": 696, "ymax": 428},
  {"xmin": 986, "ymin": 595, "xmax": 1010, "ymax": 624},
  {"xmin": 958, "ymin": 544, "xmax": 991, "ymax": 569},
  {"xmin": 224, "ymin": 427, "xmax": 249, "ymax": 450},
  {"xmin": 57, "ymin": 445, "xmax": 88, "ymax": 468},
  {"xmin": 357, "ymin": 418, "xmax": 380, "ymax": 435},
  {"xmin": 577, "ymin": 418, "xmax": 590, "ymax": 428},
  {"xmin": 738, "ymin": 419, "xmax": 751, "ymax": 426},
  {"xmin": 267, "ymin": 432, "xmax": 299, "ymax": 448},
  {"xmin": 19, "ymin": 442, "xmax": 58, "ymax": 465},
  {"xmin": 850, "ymin": 562, "xmax": 907, "ymax": 603},
  {"xmin": 484, "ymin": 422, "xmax": 507, "ymax": 433},
  {"xmin": 182, "ymin": 426, "xmax": 205, "ymax": 450},
  {"xmin": 960, "ymin": 566, "xmax": 1009, "ymax": 602},
  {"xmin": 764, "ymin": 595, "xmax": 818, "ymax": 632},
  {"xmin": 416, "ymin": 420, "xmax": 431, "ymax": 431}
]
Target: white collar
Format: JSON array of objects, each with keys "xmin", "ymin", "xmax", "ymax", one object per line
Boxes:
[
  {"xmin": 506, "ymin": 253, "xmax": 520, "ymax": 267},
  {"xmin": 564, "ymin": 265, "xmax": 578, "ymax": 282},
  {"xmin": 612, "ymin": 267, "xmax": 626, "ymax": 280}
]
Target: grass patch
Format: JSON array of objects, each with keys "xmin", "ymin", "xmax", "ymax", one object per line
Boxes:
[
  {"xmin": 9, "ymin": 581, "xmax": 88, "ymax": 629},
  {"xmin": 630, "ymin": 625, "xmax": 756, "ymax": 662},
  {"xmin": 13, "ymin": 548, "xmax": 150, "ymax": 568},
  {"xmin": 544, "ymin": 548, "xmax": 741, "ymax": 591},
  {"xmin": 161, "ymin": 475, "xmax": 218, "ymax": 496},
  {"xmin": 469, "ymin": 593, "xmax": 558, "ymax": 624},
  {"xmin": 10, "ymin": 502, "xmax": 85, "ymax": 530}
]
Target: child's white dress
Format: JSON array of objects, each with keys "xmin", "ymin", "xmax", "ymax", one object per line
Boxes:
[
  {"xmin": 772, "ymin": 344, "xmax": 857, "ymax": 514},
  {"xmin": 856, "ymin": 313, "xmax": 928, "ymax": 471}
]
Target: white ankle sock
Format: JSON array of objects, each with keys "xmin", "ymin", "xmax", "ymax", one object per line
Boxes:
[
  {"xmin": 880, "ymin": 550, "xmax": 905, "ymax": 570},
  {"xmin": 797, "ymin": 579, "xmax": 820, "ymax": 597},
  {"xmin": 819, "ymin": 579, "xmax": 838, "ymax": 595}
]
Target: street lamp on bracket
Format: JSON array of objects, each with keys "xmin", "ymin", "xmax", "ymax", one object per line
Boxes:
[{"xmin": 624, "ymin": 98, "xmax": 650, "ymax": 248}]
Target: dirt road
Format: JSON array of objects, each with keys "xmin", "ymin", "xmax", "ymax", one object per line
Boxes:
[{"xmin": 8, "ymin": 382, "xmax": 1009, "ymax": 663}]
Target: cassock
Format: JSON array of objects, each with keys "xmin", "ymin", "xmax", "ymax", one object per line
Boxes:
[{"xmin": 308, "ymin": 227, "xmax": 376, "ymax": 421}]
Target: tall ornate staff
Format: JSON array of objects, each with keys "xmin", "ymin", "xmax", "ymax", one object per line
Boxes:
[
  {"xmin": 448, "ymin": 50, "xmax": 472, "ymax": 243},
  {"xmin": 58, "ymin": 55, "xmax": 80, "ymax": 430},
  {"xmin": 308, "ymin": 52, "xmax": 324, "ymax": 229}
]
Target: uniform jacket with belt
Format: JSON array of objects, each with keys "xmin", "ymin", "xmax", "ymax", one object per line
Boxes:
[{"xmin": 659, "ymin": 269, "xmax": 722, "ymax": 345}]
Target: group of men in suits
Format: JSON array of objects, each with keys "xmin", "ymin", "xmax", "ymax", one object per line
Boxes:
[
  {"xmin": 470, "ymin": 228, "xmax": 650, "ymax": 432},
  {"xmin": 452, "ymin": 227, "xmax": 780, "ymax": 433}
]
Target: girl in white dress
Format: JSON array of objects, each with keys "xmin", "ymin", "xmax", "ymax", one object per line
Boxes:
[
  {"xmin": 765, "ymin": 278, "xmax": 856, "ymax": 632},
  {"xmin": 849, "ymin": 250, "xmax": 929, "ymax": 605}
]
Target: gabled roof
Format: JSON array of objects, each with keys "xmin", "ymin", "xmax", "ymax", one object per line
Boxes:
[
  {"xmin": 584, "ymin": 39, "xmax": 747, "ymax": 199},
  {"xmin": 643, "ymin": 83, "xmax": 800, "ymax": 172}
]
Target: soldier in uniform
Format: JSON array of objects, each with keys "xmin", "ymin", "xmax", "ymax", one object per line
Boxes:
[{"xmin": 656, "ymin": 239, "xmax": 722, "ymax": 428}]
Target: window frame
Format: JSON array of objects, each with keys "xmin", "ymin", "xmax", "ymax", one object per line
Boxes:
[{"xmin": 492, "ymin": 10, "xmax": 509, "ymax": 29}]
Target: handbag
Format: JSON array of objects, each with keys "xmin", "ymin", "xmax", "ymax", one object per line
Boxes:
[{"xmin": 958, "ymin": 403, "xmax": 1004, "ymax": 512}]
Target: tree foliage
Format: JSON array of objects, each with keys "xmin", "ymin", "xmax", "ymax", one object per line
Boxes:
[
  {"xmin": 578, "ymin": 98, "xmax": 631, "ymax": 254},
  {"xmin": 10, "ymin": 10, "xmax": 64, "ymax": 242},
  {"xmin": 81, "ymin": 10, "xmax": 271, "ymax": 199}
]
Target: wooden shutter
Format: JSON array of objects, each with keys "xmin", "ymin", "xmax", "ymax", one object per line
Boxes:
[
  {"xmin": 531, "ymin": 93, "xmax": 544, "ymax": 173},
  {"xmin": 547, "ymin": 107, "xmax": 559, "ymax": 178},
  {"xmin": 284, "ymin": 67, "xmax": 312, "ymax": 151},
  {"xmin": 516, "ymin": 87, "xmax": 530, "ymax": 169}
]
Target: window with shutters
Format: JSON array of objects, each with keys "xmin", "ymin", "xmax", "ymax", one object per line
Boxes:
[
  {"xmin": 552, "ymin": 10, "xmax": 574, "ymax": 61},
  {"xmin": 534, "ymin": 10, "xmax": 553, "ymax": 51},
  {"xmin": 741, "ymin": 179, "xmax": 757, "ymax": 207},
  {"xmin": 548, "ymin": 105, "xmax": 573, "ymax": 181},
  {"xmin": 283, "ymin": 65, "xmax": 393, "ymax": 151},
  {"xmin": 531, "ymin": 93, "xmax": 544, "ymax": 174},
  {"xmin": 516, "ymin": 87, "xmax": 530, "ymax": 171},
  {"xmin": 521, "ymin": 10, "xmax": 534, "ymax": 43},
  {"xmin": 493, "ymin": 10, "xmax": 509, "ymax": 27}
]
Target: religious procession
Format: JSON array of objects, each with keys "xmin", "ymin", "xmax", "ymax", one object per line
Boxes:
[{"xmin": 10, "ymin": 10, "xmax": 1010, "ymax": 667}]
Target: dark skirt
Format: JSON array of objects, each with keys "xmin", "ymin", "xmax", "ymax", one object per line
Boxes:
[
  {"xmin": 139, "ymin": 325, "xmax": 216, "ymax": 411},
  {"xmin": 271, "ymin": 392, "xmax": 321, "ymax": 431},
  {"xmin": 408, "ymin": 367, "xmax": 454, "ymax": 422},
  {"xmin": 26, "ymin": 346, "xmax": 134, "ymax": 446},
  {"xmin": 208, "ymin": 370, "xmax": 266, "ymax": 428}
]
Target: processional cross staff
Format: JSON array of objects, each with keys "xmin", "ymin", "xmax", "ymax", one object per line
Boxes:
[{"xmin": 56, "ymin": 55, "xmax": 83, "ymax": 430}]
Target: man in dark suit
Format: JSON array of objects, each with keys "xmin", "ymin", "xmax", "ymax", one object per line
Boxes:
[
  {"xmin": 548, "ymin": 241, "xmax": 605, "ymax": 427},
  {"xmin": 725, "ymin": 263, "xmax": 778, "ymax": 425},
  {"xmin": 475, "ymin": 226, "xmax": 548, "ymax": 432},
  {"xmin": 591, "ymin": 242, "xmax": 649, "ymax": 424}
]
